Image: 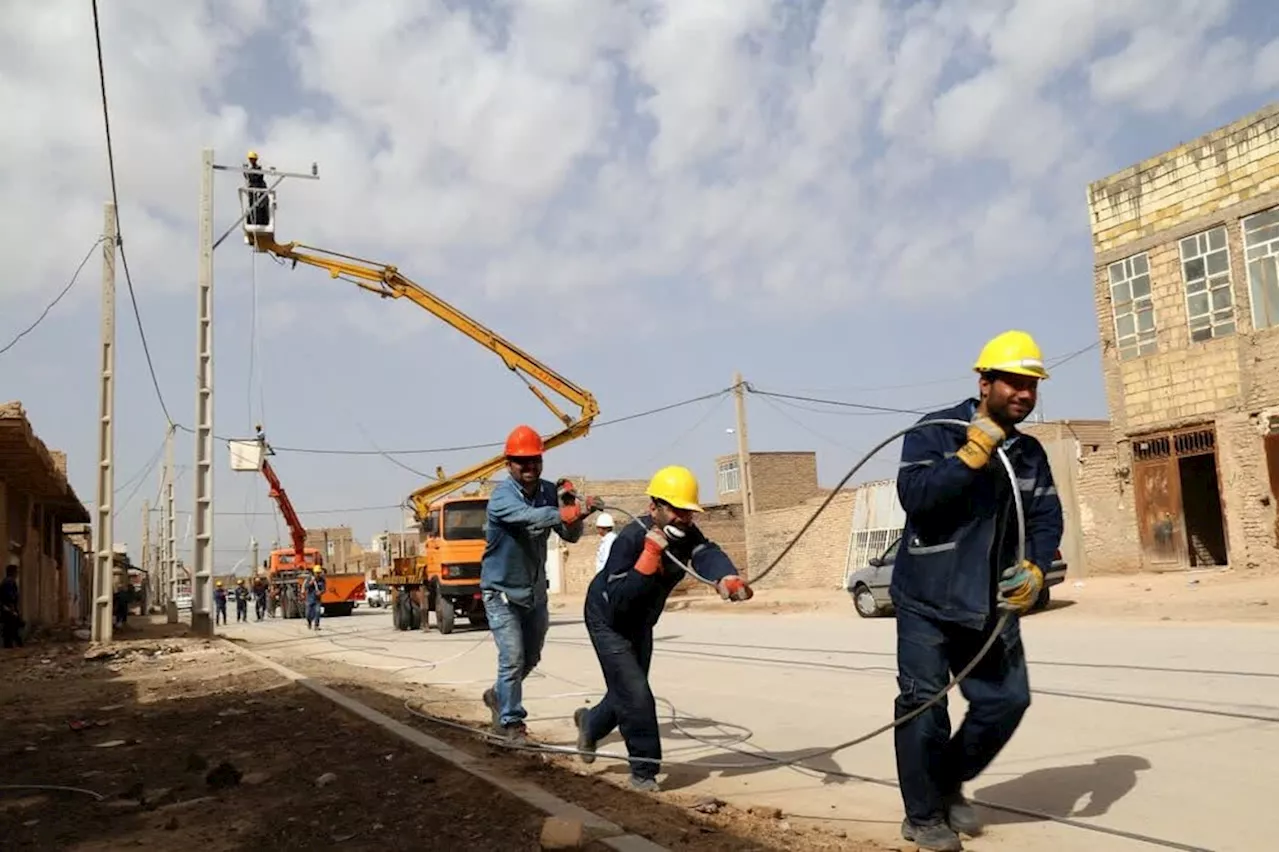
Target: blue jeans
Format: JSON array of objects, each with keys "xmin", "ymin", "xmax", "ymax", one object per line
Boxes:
[
  {"xmin": 582, "ymin": 596, "xmax": 659, "ymax": 780},
  {"xmin": 893, "ymin": 606, "xmax": 1031, "ymax": 826},
  {"xmin": 483, "ymin": 591, "xmax": 549, "ymax": 727},
  {"xmin": 306, "ymin": 599, "xmax": 322, "ymax": 627}
]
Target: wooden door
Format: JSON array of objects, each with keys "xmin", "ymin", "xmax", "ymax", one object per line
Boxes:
[{"xmin": 1133, "ymin": 454, "xmax": 1185, "ymax": 568}]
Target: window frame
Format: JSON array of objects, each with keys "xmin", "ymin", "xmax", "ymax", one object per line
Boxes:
[
  {"xmin": 716, "ymin": 459, "xmax": 740, "ymax": 495},
  {"xmin": 1178, "ymin": 225, "xmax": 1236, "ymax": 342},
  {"xmin": 1241, "ymin": 206, "xmax": 1279, "ymax": 331},
  {"xmin": 1106, "ymin": 252, "xmax": 1158, "ymax": 361}
]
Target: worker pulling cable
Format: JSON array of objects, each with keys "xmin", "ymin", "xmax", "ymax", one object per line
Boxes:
[{"xmin": 406, "ymin": 330, "xmax": 1060, "ymax": 852}]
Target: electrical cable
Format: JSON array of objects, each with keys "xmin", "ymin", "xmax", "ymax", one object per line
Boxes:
[
  {"xmin": 0, "ymin": 237, "xmax": 106, "ymax": 357},
  {"xmin": 0, "ymin": 784, "xmax": 105, "ymax": 802},
  {"xmin": 91, "ymin": 0, "xmax": 173, "ymax": 427}
]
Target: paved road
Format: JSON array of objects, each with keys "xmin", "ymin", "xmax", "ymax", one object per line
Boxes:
[{"xmin": 225, "ymin": 605, "xmax": 1278, "ymax": 852}]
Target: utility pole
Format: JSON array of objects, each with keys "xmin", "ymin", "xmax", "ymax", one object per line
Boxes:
[
  {"xmin": 732, "ymin": 372, "xmax": 756, "ymax": 579},
  {"xmin": 91, "ymin": 203, "xmax": 117, "ymax": 643},
  {"xmin": 251, "ymin": 537, "xmax": 259, "ymax": 577},
  {"xmin": 164, "ymin": 426, "xmax": 178, "ymax": 623},
  {"xmin": 141, "ymin": 500, "xmax": 151, "ymax": 613},
  {"xmin": 191, "ymin": 147, "xmax": 215, "ymax": 636}
]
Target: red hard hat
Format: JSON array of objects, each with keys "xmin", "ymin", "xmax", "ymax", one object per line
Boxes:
[{"xmin": 504, "ymin": 425, "xmax": 544, "ymax": 458}]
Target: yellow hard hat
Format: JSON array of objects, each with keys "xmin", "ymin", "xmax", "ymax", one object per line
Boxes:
[
  {"xmin": 216, "ymin": 581, "xmax": 223, "ymax": 587},
  {"xmin": 647, "ymin": 465, "xmax": 703, "ymax": 512},
  {"xmin": 247, "ymin": 150, "xmax": 258, "ymax": 160},
  {"xmin": 312, "ymin": 566, "xmax": 322, "ymax": 573},
  {"xmin": 973, "ymin": 330, "xmax": 1049, "ymax": 380}
]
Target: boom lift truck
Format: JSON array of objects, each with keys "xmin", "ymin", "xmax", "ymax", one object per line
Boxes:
[
  {"xmin": 228, "ymin": 430, "xmax": 367, "ymax": 619},
  {"xmin": 238, "ymin": 165, "xmax": 600, "ymax": 634}
]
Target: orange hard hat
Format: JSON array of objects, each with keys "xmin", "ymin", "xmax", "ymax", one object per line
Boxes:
[{"xmin": 503, "ymin": 425, "xmax": 544, "ymax": 458}]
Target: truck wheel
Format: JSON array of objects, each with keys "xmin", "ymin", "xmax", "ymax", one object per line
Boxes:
[
  {"xmin": 393, "ymin": 593, "xmax": 412, "ymax": 631},
  {"xmin": 436, "ymin": 595, "xmax": 456, "ymax": 635},
  {"xmin": 407, "ymin": 597, "xmax": 422, "ymax": 631}
]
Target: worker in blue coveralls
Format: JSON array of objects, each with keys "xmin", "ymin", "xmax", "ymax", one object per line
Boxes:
[
  {"xmin": 572, "ymin": 465, "xmax": 753, "ymax": 792},
  {"xmin": 481, "ymin": 424, "xmax": 604, "ymax": 743},
  {"xmin": 304, "ymin": 566, "xmax": 326, "ymax": 630},
  {"xmin": 213, "ymin": 581, "xmax": 228, "ymax": 626},
  {"xmin": 891, "ymin": 330, "xmax": 1064, "ymax": 852}
]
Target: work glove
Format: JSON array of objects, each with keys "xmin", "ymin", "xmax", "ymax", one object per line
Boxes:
[
  {"xmin": 555, "ymin": 478, "xmax": 578, "ymax": 506},
  {"xmin": 717, "ymin": 575, "xmax": 753, "ymax": 602},
  {"xmin": 634, "ymin": 527, "xmax": 669, "ymax": 576},
  {"xmin": 955, "ymin": 414, "xmax": 1006, "ymax": 470},
  {"xmin": 998, "ymin": 559, "xmax": 1043, "ymax": 613}
]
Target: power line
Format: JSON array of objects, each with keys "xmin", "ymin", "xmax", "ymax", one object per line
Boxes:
[
  {"xmin": 0, "ymin": 238, "xmax": 107, "ymax": 357},
  {"xmin": 91, "ymin": 0, "xmax": 173, "ymax": 426},
  {"xmin": 748, "ymin": 386, "xmax": 927, "ymax": 416},
  {"xmin": 173, "ymin": 386, "xmax": 735, "ymax": 456}
]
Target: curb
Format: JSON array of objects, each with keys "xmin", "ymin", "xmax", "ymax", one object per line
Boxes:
[{"xmin": 226, "ymin": 641, "xmax": 668, "ymax": 852}]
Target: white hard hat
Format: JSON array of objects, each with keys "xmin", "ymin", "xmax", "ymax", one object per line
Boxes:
[{"xmin": 595, "ymin": 512, "xmax": 614, "ymax": 528}]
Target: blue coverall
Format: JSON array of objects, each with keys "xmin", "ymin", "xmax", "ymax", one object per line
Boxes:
[
  {"xmin": 304, "ymin": 575, "xmax": 326, "ymax": 629},
  {"xmin": 213, "ymin": 588, "xmax": 228, "ymax": 625}
]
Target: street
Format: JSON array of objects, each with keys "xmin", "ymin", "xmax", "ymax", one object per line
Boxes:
[{"xmin": 226, "ymin": 602, "xmax": 1279, "ymax": 852}]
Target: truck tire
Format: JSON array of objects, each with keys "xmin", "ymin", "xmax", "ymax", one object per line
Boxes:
[
  {"xmin": 393, "ymin": 593, "xmax": 412, "ymax": 631},
  {"xmin": 408, "ymin": 596, "xmax": 422, "ymax": 631},
  {"xmin": 423, "ymin": 586, "xmax": 437, "ymax": 633},
  {"xmin": 436, "ymin": 594, "xmax": 456, "ymax": 635}
]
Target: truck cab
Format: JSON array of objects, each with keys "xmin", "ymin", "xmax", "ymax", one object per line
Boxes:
[{"xmin": 422, "ymin": 496, "xmax": 488, "ymax": 634}]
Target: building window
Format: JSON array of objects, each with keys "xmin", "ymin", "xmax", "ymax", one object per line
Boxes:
[
  {"xmin": 1179, "ymin": 226, "xmax": 1235, "ymax": 341},
  {"xmin": 1242, "ymin": 207, "xmax": 1279, "ymax": 330},
  {"xmin": 717, "ymin": 459, "xmax": 740, "ymax": 494},
  {"xmin": 1108, "ymin": 253, "xmax": 1157, "ymax": 360}
]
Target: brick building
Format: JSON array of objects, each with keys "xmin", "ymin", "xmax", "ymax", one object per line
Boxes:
[
  {"xmin": 0, "ymin": 402, "xmax": 91, "ymax": 630},
  {"xmin": 1087, "ymin": 103, "xmax": 1279, "ymax": 573},
  {"xmin": 714, "ymin": 451, "xmax": 820, "ymax": 511},
  {"xmin": 304, "ymin": 525, "xmax": 363, "ymax": 574}
]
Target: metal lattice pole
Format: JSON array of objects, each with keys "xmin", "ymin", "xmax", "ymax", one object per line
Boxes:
[{"xmin": 91, "ymin": 203, "xmax": 117, "ymax": 643}]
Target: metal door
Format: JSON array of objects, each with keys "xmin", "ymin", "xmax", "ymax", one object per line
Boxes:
[{"xmin": 1132, "ymin": 441, "xmax": 1185, "ymax": 568}]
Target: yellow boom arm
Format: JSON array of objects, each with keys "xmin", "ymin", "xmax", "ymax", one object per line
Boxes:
[{"xmin": 259, "ymin": 238, "xmax": 600, "ymax": 520}]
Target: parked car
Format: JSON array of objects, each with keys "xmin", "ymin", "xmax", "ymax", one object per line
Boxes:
[
  {"xmin": 845, "ymin": 536, "xmax": 1067, "ymax": 619},
  {"xmin": 364, "ymin": 581, "xmax": 390, "ymax": 608}
]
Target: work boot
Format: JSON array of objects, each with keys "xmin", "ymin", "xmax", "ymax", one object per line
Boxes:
[
  {"xmin": 901, "ymin": 818, "xmax": 962, "ymax": 852},
  {"xmin": 944, "ymin": 792, "xmax": 983, "ymax": 837},
  {"xmin": 499, "ymin": 722, "xmax": 529, "ymax": 746},
  {"xmin": 573, "ymin": 707, "xmax": 596, "ymax": 764},
  {"xmin": 482, "ymin": 688, "xmax": 501, "ymax": 732},
  {"xmin": 629, "ymin": 776, "xmax": 659, "ymax": 793}
]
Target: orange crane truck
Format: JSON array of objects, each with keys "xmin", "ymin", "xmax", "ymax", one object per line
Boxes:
[
  {"xmin": 250, "ymin": 430, "xmax": 366, "ymax": 619},
  {"xmin": 240, "ymin": 169, "xmax": 598, "ymax": 634}
]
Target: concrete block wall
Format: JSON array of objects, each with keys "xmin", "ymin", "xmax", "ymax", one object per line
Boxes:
[
  {"xmin": 749, "ymin": 452, "xmax": 820, "ymax": 511},
  {"xmin": 746, "ymin": 491, "xmax": 856, "ymax": 589},
  {"xmin": 558, "ymin": 478, "xmax": 651, "ymax": 596}
]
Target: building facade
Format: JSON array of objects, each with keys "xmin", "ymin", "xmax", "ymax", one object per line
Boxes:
[
  {"xmin": 1087, "ymin": 104, "xmax": 1279, "ymax": 573},
  {"xmin": 714, "ymin": 450, "xmax": 820, "ymax": 511}
]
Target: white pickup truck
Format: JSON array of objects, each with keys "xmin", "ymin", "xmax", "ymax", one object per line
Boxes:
[{"xmin": 364, "ymin": 581, "xmax": 390, "ymax": 608}]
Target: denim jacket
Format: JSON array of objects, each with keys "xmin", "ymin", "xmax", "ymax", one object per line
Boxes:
[
  {"xmin": 890, "ymin": 399, "xmax": 1063, "ymax": 630},
  {"xmin": 587, "ymin": 515, "xmax": 738, "ymax": 634},
  {"xmin": 480, "ymin": 477, "xmax": 584, "ymax": 608}
]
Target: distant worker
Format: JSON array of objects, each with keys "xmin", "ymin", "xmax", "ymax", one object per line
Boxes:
[
  {"xmin": 593, "ymin": 513, "xmax": 616, "ymax": 574},
  {"xmin": 252, "ymin": 577, "xmax": 268, "ymax": 621},
  {"xmin": 244, "ymin": 150, "xmax": 269, "ymax": 230},
  {"xmin": 1, "ymin": 559, "xmax": 23, "ymax": 649},
  {"xmin": 233, "ymin": 579, "xmax": 250, "ymax": 623},
  {"xmin": 304, "ymin": 566, "xmax": 326, "ymax": 630},
  {"xmin": 480, "ymin": 425, "xmax": 603, "ymax": 743},
  {"xmin": 891, "ymin": 330, "xmax": 1064, "ymax": 852},
  {"xmin": 213, "ymin": 581, "xmax": 228, "ymax": 626},
  {"xmin": 573, "ymin": 466, "xmax": 752, "ymax": 792}
]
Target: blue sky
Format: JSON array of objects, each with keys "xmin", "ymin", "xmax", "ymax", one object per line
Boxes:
[{"xmin": 1, "ymin": 0, "xmax": 1276, "ymax": 572}]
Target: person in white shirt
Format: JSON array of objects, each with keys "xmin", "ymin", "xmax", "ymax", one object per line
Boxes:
[{"xmin": 594, "ymin": 513, "xmax": 617, "ymax": 573}]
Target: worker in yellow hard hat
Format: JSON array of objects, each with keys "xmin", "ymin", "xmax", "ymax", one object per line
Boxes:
[
  {"xmin": 244, "ymin": 149, "xmax": 269, "ymax": 230},
  {"xmin": 572, "ymin": 465, "xmax": 752, "ymax": 792},
  {"xmin": 213, "ymin": 581, "xmax": 228, "ymax": 626},
  {"xmin": 890, "ymin": 330, "xmax": 1064, "ymax": 850}
]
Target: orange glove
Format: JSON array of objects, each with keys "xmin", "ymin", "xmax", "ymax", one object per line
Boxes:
[
  {"xmin": 634, "ymin": 527, "xmax": 668, "ymax": 576},
  {"xmin": 718, "ymin": 576, "xmax": 753, "ymax": 602},
  {"xmin": 559, "ymin": 503, "xmax": 583, "ymax": 524}
]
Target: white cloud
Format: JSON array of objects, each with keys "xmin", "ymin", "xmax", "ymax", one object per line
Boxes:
[{"xmin": 1, "ymin": 0, "xmax": 1276, "ymax": 333}]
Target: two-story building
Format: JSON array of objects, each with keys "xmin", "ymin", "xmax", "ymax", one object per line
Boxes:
[{"xmin": 1087, "ymin": 104, "xmax": 1279, "ymax": 573}]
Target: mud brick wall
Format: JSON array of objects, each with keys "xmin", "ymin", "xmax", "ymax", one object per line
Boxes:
[{"xmin": 746, "ymin": 491, "xmax": 856, "ymax": 589}]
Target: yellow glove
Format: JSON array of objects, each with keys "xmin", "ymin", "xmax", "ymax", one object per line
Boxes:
[
  {"xmin": 998, "ymin": 560, "xmax": 1044, "ymax": 613},
  {"xmin": 956, "ymin": 415, "xmax": 1006, "ymax": 470}
]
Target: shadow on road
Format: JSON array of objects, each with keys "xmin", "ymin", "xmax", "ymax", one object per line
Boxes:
[
  {"xmin": 973, "ymin": 754, "xmax": 1152, "ymax": 823},
  {"xmin": 660, "ymin": 745, "xmax": 859, "ymax": 791}
]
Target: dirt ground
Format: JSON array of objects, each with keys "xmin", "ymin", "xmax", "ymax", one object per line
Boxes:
[
  {"xmin": 1, "ymin": 620, "xmax": 887, "ymax": 852},
  {"xmin": 587, "ymin": 567, "xmax": 1279, "ymax": 625},
  {"xmin": 270, "ymin": 654, "xmax": 886, "ymax": 852}
]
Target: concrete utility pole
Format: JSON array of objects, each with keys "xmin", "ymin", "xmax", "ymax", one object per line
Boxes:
[
  {"xmin": 91, "ymin": 203, "xmax": 117, "ymax": 643},
  {"xmin": 141, "ymin": 500, "xmax": 150, "ymax": 612},
  {"xmin": 164, "ymin": 425, "xmax": 178, "ymax": 623},
  {"xmin": 191, "ymin": 148, "xmax": 215, "ymax": 636},
  {"xmin": 251, "ymin": 537, "xmax": 259, "ymax": 576},
  {"xmin": 732, "ymin": 372, "xmax": 756, "ymax": 578}
]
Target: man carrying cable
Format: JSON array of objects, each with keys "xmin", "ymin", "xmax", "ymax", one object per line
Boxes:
[
  {"xmin": 480, "ymin": 425, "xmax": 604, "ymax": 744},
  {"xmin": 891, "ymin": 330, "xmax": 1064, "ymax": 852},
  {"xmin": 573, "ymin": 466, "xmax": 753, "ymax": 792}
]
